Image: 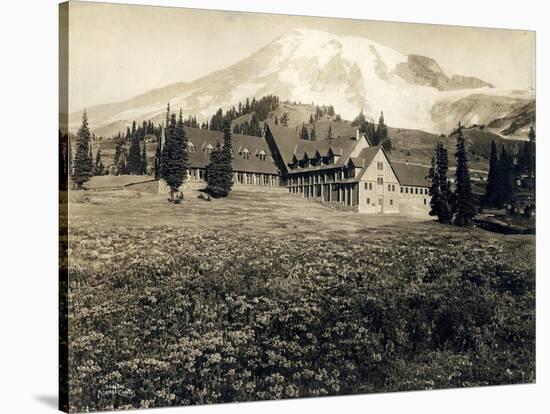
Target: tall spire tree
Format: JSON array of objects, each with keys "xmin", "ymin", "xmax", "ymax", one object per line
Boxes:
[
  {"xmin": 454, "ymin": 124, "xmax": 476, "ymax": 226},
  {"xmin": 161, "ymin": 108, "xmax": 188, "ymax": 200},
  {"xmin": 140, "ymin": 141, "xmax": 148, "ymax": 175},
  {"xmin": 485, "ymin": 141, "xmax": 499, "ymax": 206},
  {"xmin": 72, "ymin": 110, "xmax": 94, "ymax": 189}
]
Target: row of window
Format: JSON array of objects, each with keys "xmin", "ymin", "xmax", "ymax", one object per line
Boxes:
[
  {"xmin": 363, "ymin": 181, "xmax": 396, "ymax": 191},
  {"xmin": 366, "ymin": 198, "xmax": 394, "ymax": 206},
  {"xmin": 401, "ymin": 186, "xmax": 428, "ymax": 195},
  {"xmin": 189, "ymin": 142, "xmax": 269, "ymax": 161}
]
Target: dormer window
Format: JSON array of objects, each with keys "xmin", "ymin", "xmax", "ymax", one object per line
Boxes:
[
  {"xmin": 203, "ymin": 143, "xmax": 214, "ymax": 155},
  {"xmin": 188, "ymin": 141, "xmax": 196, "ymax": 153},
  {"xmin": 257, "ymin": 149, "xmax": 267, "ymax": 161},
  {"xmin": 241, "ymin": 147, "xmax": 250, "ymax": 160}
]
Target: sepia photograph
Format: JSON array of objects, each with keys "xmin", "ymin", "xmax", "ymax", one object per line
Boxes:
[{"xmin": 57, "ymin": 1, "xmax": 536, "ymax": 412}]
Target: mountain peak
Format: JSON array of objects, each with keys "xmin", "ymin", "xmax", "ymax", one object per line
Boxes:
[{"xmin": 72, "ymin": 27, "xmax": 518, "ymax": 137}]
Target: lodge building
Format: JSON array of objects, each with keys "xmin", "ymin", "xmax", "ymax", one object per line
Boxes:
[{"xmin": 172, "ymin": 123, "xmax": 431, "ymax": 216}]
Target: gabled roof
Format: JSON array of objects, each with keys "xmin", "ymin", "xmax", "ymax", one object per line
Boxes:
[
  {"xmin": 392, "ymin": 162, "xmax": 431, "ymax": 188},
  {"xmin": 183, "ymin": 127, "xmax": 278, "ymax": 174}
]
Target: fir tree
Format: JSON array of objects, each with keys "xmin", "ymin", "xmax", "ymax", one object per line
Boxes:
[
  {"xmin": 485, "ymin": 141, "xmax": 499, "ymax": 206},
  {"xmin": 310, "ymin": 124, "xmax": 316, "ymax": 141},
  {"xmin": 93, "ymin": 148, "xmax": 105, "ymax": 176},
  {"xmin": 300, "ymin": 123, "xmax": 309, "ymax": 140},
  {"xmin": 206, "ymin": 142, "xmax": 224, "ymax": 197},
  {"xmin": 72, "ymin": 111, "xmax": 94, "ymax": 189},
  {"xmin": 115, "ymin": 147, "xmax": 128, "ymax": 176},
  {"xmin": 153, "ymin": 125, "xmax": 163, "ymax": 180},
  {"xmin": 327, "ymin": 125, "xmax": 333, "ymax": 140},
  {"xmin": 375, "ymin": 111, "xmax": 388, "ymax": 146},
  {"xmin": 141, "ymin": 141, "xmax": 148, "ymax": 175},
  {"xmin": 454, "ymin": 125, "xmax": 476, "ymax": 226},
  {"xmin": 127, "ymin": 123, "xmax": 142, "ymax": 174},
  {"xmin": 161, "ymin": 109, "xmax": 188, "ymax": 200},
  {"xmin": 428, "ymin": 154, "xmax": 442, "ymax": 218}
]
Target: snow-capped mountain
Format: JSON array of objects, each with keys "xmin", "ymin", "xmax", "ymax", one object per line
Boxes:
[{"xmin": 70, "ymin": 28, "xmax": 534, "ymax": 137}]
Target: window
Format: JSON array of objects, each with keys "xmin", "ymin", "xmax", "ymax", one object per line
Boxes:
[
  {"xmin": 424, "ymin": 198, "xmax": 427, "ymax": 205},
  {"xmin": 405, "ymin": 187, "xmax": 408, "ymax": 194},
  {"xmin": 257, "ymin": 150, "xmax": 267, "ymax": 161},
  {"xmin": 415, "ymin": 188, "xmax": 418, "ymax": 194},
  {"xmin": 400, "ymin": 187, "xmax": 403, "ymax": 193},
  {"xmin": 377, "ymin": 177, "xmax": 383, "ymax": 185},
  {"xmin": 369, "ymin": 183, "xmax": 373, "ymax": 190},
  {"xmin": 392, "ymin": 184, "xmax": 395, "ymax": 192},
  {"xmin": 388, "ymin": 184, "xmax": 391, "ymax": 192},
  {"xmin": 364, "ymin": 183, "xmax": 368, "ymax": 190},
  {"xmin": 425, "ymin": 188, "xmax": 429, "ymax": 195},
  {"xmin": 241, "ymin": 148, "xmax": 250, "ymax": 160},
  {"xmin": 390, "ymin": 199, "xmax": 393, "ymax": 206},
  {"xmin": 377, "ymin": 162, "xmax": 383, "ymax": 170},
  {"xmin": 204, "ymin": 143, "xmax": 214, "ymax": 155},
  {"xmin": 366, "ymin": 198, "xmax": 370, "ymax": 204}
]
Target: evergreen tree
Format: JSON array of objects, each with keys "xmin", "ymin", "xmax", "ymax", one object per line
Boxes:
[
  {"xmin": 300, "ymin": 123, "xmax": 309, "ymax": 140},
  {"xmin": 327, "ymin": 125, "xmax": 333, "ymax": 140},
  {"xmin": 485, "ymin": 141, "xmax": 499, "ymax": 206},
  {"xmin": 161, "ymin": 109, "xmax": 188, "ymax": 200},
  {"xmin": 153, "ymin": 125, "xmax": 163, "ymax": 180},
  {"xmin": 496, "ymin": 146, "xmax": 515, "ymax": 208},
  {"xmin": 274, "ymin": 116, "xmax": 278, "ymax": 125},
  {"xmin": 454, "ymin": 125, "xmax": 476, "ymax": 226},
  {"xmin": 115, "ymin": 147, "xmax": 128, "ymax": 176},
  {"xmin": 375, "ymin": 111, "xmax": 388, "ymax": 146},
  {"xmin": 206, "ymin": 142, "xmax": 224, "ymax": 197},
  {"xmin": 428, "ymin": 154, "xmax": 442, "ymax": 219},
  {"xmin": 141, "ymin": 141, "xmax": 148, "ymax": 175},
  {"xmin": 93, "ymin": 148, "xmax": 105, "ymax": 176},
  {"xmin": 310, "ymin": 124, "xmax": 316, "ymax": 141},
  {"xmin": 72, "ymin": 111, "xmax": 94, "ymax": 189},
  {"xmin": 309, "ymin": 114, "xmax": 314, "ymax": 124},
  {"xmin": 127, "ymin": 121, "xmax": 142, "ymax": 174}
]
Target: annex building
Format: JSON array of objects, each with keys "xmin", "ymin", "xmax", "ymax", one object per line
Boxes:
[{"xmin": 173, "ymin": 123, "xmax": 431, "ymax": 216}]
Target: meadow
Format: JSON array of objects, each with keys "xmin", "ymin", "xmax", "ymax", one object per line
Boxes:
[{"xmin": 65, "ymin": 177, "xmax": 535, "ymax": 412}]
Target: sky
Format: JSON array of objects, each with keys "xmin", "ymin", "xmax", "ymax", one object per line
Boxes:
[{"xmin": 67, "ymin": 1, "xmax": 536, "ymax": 113}]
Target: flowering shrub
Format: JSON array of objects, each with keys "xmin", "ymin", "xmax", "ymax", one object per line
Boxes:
[{"xmin": 67, "ymin": 225, "xmax": 535, "ymax": 412}]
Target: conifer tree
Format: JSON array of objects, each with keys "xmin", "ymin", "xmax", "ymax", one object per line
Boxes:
[
  {"xmin": 216, "ymin": 121, "xmax": 234, "ymax": 197},
  {"xmin": 127, "ymin": 122, "xmax": 142, "ymax": 174},
  {"xmin": 153, "ymin": 125, "xmax": 163, "ymax": 180},
  {"xmin": 141, "ymin": 141, "xmax": 148, "ymax": 175},
  {"xmin": 375, "ymin": 111, "xmax": 388, "ymax": 146},
  {"xmin": 206, "ymin": 142, "xmax": 224, "ymax": 196},
  {"xmin": 93, "ymin": 148, "xmax": 105, "ymax": 176},
  {"xmin": 115, "ymin": 147, "xmax": 128, "ymax": 176},
  {"xmin": 300, "ymin": 123, "xmax": 309, "ymax": 140},
  {"xmin": 454, "ymin": 124, "xmax": 476, "ymax": 226},
  {"xmin": 485, "ymin": 141, "xmax": 499, "ymax": 206},
  {"xmin": 72, "ymin": 111, "xmax": 94, "ymax": 189},
  {"xmin": 428, "ymin": 154, "xmax": 442, "ymax": 218},
  {"xmin": 327, "ymin": 125, "xmax": 333, "ymax": 140},
  {"xmin": 274, "ymin": 116, "xmax": 278, "ymax": 125},
  {"xmin": 310, "ymin": 124, "xmax": 316, "ymax": 141},
  {"xmin": 161, "ymin": 109, "xmax": 188, "ymax": 200}
]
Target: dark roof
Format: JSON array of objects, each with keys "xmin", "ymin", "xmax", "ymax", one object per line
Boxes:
[
  {"xmin": 265, "ymin": 122, "xmax": 361, "ymax": 173},
  {"xmin": 392, "ymin": 162, "xmax": 431, "ymax": 187},
  {"xmin": 184, "ymin": 127, "xmax": 279, "ymax": 174}
]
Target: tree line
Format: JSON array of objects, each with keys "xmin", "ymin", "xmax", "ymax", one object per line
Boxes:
[
  {"xmin": 428, "ymin": 124, "xmax": 536, "ymax": 226},
  {"xmin": 351, "ymin": 109, "xmax": 392, "ymax": 152}
]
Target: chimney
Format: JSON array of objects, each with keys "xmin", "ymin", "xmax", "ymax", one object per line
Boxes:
[{"xmin": 355, "ymin": 129, "xmax": 359, "ymax": 141}]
